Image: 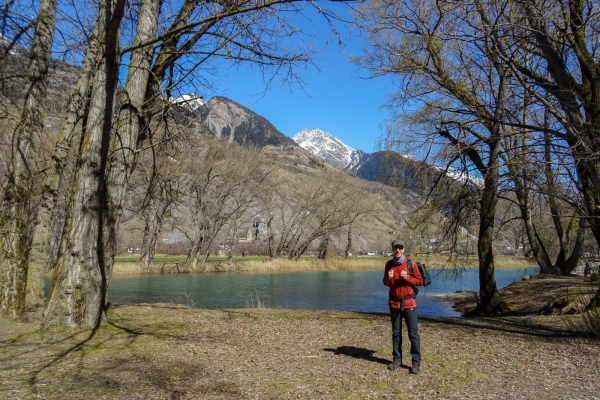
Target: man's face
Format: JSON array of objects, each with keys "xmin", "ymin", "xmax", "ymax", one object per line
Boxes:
[{"xmin": 393, "ymin": 245, "xmax": 404, "ymax": 257}]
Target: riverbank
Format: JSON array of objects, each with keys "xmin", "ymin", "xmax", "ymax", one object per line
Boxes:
[
  {"xmin": 446, "ymin": 273, "xmax": 599, "ymax": 316},
  {"xmin": 111, "ymin": 255, "xmax": 538, "ymax": 275},
  {"xmin": 1, "ymin": 303, "xmax": 598, "ymax": 399}
]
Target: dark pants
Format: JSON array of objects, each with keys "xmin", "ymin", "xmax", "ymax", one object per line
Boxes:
[{"xmin": 389, "ymin": 307, "xmax": 421, "ymax": 365}]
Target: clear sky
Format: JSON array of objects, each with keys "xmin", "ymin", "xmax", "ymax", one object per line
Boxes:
[{"xmin": 203, "ymin": 4, "xmax": 393, "ymax": 154}]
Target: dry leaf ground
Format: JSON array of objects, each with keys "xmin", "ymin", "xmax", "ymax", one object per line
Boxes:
[{"xmin": 1, "ymin": 275, "xmax": 599, "ymax": 399}]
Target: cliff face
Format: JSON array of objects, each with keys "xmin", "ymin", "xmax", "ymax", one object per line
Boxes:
[{"xmin": 198, "ymin": 96, "xmax": 296, "ymax": 148}]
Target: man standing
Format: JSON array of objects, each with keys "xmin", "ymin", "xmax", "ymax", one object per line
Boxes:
[{"xmin": 383, "ymin": 239, "xmax": 423, "ymax": 374}]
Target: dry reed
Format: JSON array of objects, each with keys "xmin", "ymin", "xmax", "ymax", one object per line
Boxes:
[{"xmin": 111, "ymin": 256, "xmax": 538, "ymax": 275}]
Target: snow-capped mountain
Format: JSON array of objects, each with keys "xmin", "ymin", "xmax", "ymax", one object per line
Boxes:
[
  {"xmin": 292, "ymin": 127, "xmax": 484, "ymax": 189},
  {"xmin": 292, "ymin": 128, "xmax": 368, "ymax": 170},
  {"xmin": 169, "ymin": 94, "xmax": 206, "ymax": 110}
]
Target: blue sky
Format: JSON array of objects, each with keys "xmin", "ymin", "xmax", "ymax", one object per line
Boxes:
[
  {"xmin": 204, "ymin": 4, "xmax": 393, "ymax": 153},
  {"xmin": 49, "ymin": 1, "xmax": 392, "ymax": 153}
]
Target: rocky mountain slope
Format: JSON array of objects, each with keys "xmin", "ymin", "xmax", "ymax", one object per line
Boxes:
[
  {"xmin": 292, "ymin": 128, "xmax": 368, "ymax": 170},
  {"xmin": 197, "ymin": 96, "xmax": 296, "ymax": 148},
  {"xmin": 292, "ymin": 127, "xmax": 484, "ymax": 189}
]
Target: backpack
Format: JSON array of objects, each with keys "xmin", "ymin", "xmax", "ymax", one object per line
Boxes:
[
  {"xmin": 407, "ymin": 260, "xmax": 432, "ymax": 287},
  {"xmin": 395, "ymin": 259, "xmax": 432, "ymax": 310}
]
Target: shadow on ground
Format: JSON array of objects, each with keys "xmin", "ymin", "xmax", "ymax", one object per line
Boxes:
[{"xmin": 323, "ymin": 346, "xmax": 390, "ymax": 365}]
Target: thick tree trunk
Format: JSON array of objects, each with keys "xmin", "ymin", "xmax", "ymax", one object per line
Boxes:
[
  {"xmin": 102, "ymin": 0, "xmax": 161, "ymax": 282},
  {"xmin": 0, "ymin": 0, "xmax": 57, "ymax": 317},
  {"xmin": 559, "ymin": 227, "xmax": 584, "ymax": 276},
  {"xmin": 26, "ymin": 12, "xmax": 100, "ymax": 314},
  {"xmin": 43, "ymin": 0, "xmax": 125, "ymax": 327},
  {"xmin": 474, "ymin": 143, "xmax": 507, "ymax": 316},
  {"xmin": 186, "ymin": 235, "xmax": 203, "ymax": 271},
  {"xmin": 201, "ymin": 228, "xmax": 220, "ymax": 268}
]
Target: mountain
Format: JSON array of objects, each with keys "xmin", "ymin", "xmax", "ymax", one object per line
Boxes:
[
  {"xmin": 197, "ymin": 96, "xmax": 296, "ymax": 147},
  {"xmin": 292, "ymin": 128, "xmax": 368, "ymax": 170},
  {"xmin": 292, "ymin": 128, "xmax": 484, "ymax": 189}
]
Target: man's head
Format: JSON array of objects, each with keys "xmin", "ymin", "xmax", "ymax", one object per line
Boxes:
[{"xmin": 391, "ymin": 239, "xmax": 405, "ymax": 257}]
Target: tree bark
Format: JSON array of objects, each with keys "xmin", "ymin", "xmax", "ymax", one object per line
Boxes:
[
  {"xmin": 26, "ymin": 10, "xmax": 100, "ymax": 314},
  {"xmin": 185, "ymin": 235, "xmax": 203, "ymax": 271},
  {"xmin": 473, "ymin": 141, "xmax": 507, "ymax": 315},
  {"xmin": 0, "ymin": 0, "xmax": 57, "ymax": 317},
  {"xmin": 102, "ymin": 0, "xmax": 161, "ymax": 282},
  {"xmin": 43, "ymin": 0, "xmax": 125, "ymax": 327}
]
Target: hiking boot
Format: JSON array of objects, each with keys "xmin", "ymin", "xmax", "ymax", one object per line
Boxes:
[
  {"xmin": 387, "ymin": 360, "xmax": 402, "ymax": 371},
  {"xmin": 409, "ymin": 363, "xmax": 420, "ymax": 374}
]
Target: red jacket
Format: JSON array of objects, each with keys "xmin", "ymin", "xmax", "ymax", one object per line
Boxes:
[{"xmin": 383, "ymin": 257, "xmax": 423, "ymax": 310}]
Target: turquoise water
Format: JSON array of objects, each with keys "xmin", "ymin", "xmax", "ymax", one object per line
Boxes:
[{"xmin": 47, "ymin": 267, "xmax": 539, "ymax": 317}]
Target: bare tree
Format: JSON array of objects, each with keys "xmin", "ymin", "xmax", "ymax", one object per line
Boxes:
[
  {"xmin": 288, "ymin": 172, "xmax": 370, "ymax": 259},
  {"xmin": 355, "ymin": 0, "xmax": 515, "ymax": 314},
  {"xmin": 43, "ymin": 0, "xmax": 347, "ymax": 327},
  {"xmin": 495, "ymin": 0, "xmax": 600, "ymax": 248}
]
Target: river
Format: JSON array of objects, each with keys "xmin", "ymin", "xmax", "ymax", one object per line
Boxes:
[{"xmin": 60, "ymin": 267, "xmax": 539, "ymax": 317}]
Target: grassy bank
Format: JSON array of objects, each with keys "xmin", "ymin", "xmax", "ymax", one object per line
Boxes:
[
  {"xmin": 1, "ymin": 304, "xmax": 598, "ymax": 399},
  {"xmin": 112, "ymin": 255, "xmax": 538, "ymax": 275}
]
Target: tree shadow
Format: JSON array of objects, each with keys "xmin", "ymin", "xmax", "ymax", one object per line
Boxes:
[
  {"xmin": 418, "ymin": 316, "xmax": 590, "ymax": 339},
  {"xmin": 323, "ymin": 346, "xmax": 390, "ymax": 366},
  {"xmin": 22, "ymin": 304, "xmax": 191, "ymax": 389},
  {"xmin": 347, "ymin": 311, "xmax": 592, "ymax": 340}
]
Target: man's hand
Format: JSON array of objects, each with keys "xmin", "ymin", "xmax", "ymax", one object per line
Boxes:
[
  {"xmin": 388, "ymin": 270, "xmax": 394, "ymax": 278},
  {"xmin": 400, "ymin": 269, "xmax": 408, "ymax": 279}
]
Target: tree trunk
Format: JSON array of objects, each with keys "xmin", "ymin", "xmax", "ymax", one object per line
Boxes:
[
  {"xmin": 186, "ymin": 235, "xmax": 203, "ymax": 271},
  {"xmin": 139, "ymin": 205, "xmax": 160, "ymax": 272},
  {"xmin": 559, "ymin": 226, "xmax": 584, "ymax": 276},
  {"xmin": 43, "ymin": 0, "xmax": 125, "ymax": 328},
  {"xmin": 516, "ymin": 190, "xmax": 556, "ymax": 273},
  {"xmin": 474, "ymin": 142, "xmax": 507, "ymax": 316},
  {"xmin": 344, "ymin": 225, "xmax": 352, "ymax": 259},
  {"xmin": 102, "ymin": 0, "xmax": 161, "ymax": 282},
  {"xmin": 0, "ymin": 0, "xmax": 57, "ymax": 317},
  {"xmin": 26, "ymin": 9, "xmax": 100, "ymax": 315},
  {"xmin": 139, "ymin": 185, "xmax": 171, "ymax": 271},
  {"xmin": 200, "ymin": 250, "xmax": 210, "ymax": 270},
  {"xmin": 227, "ymin": 224, "xmax": 239, "ymax": 262},
  {"xmin": 317, "ymin": 233, "xmax": 330, "ymax": 260},
  {"xmin": 266, "ymin": 217, "xmax": 275, "ymax": 259}
]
